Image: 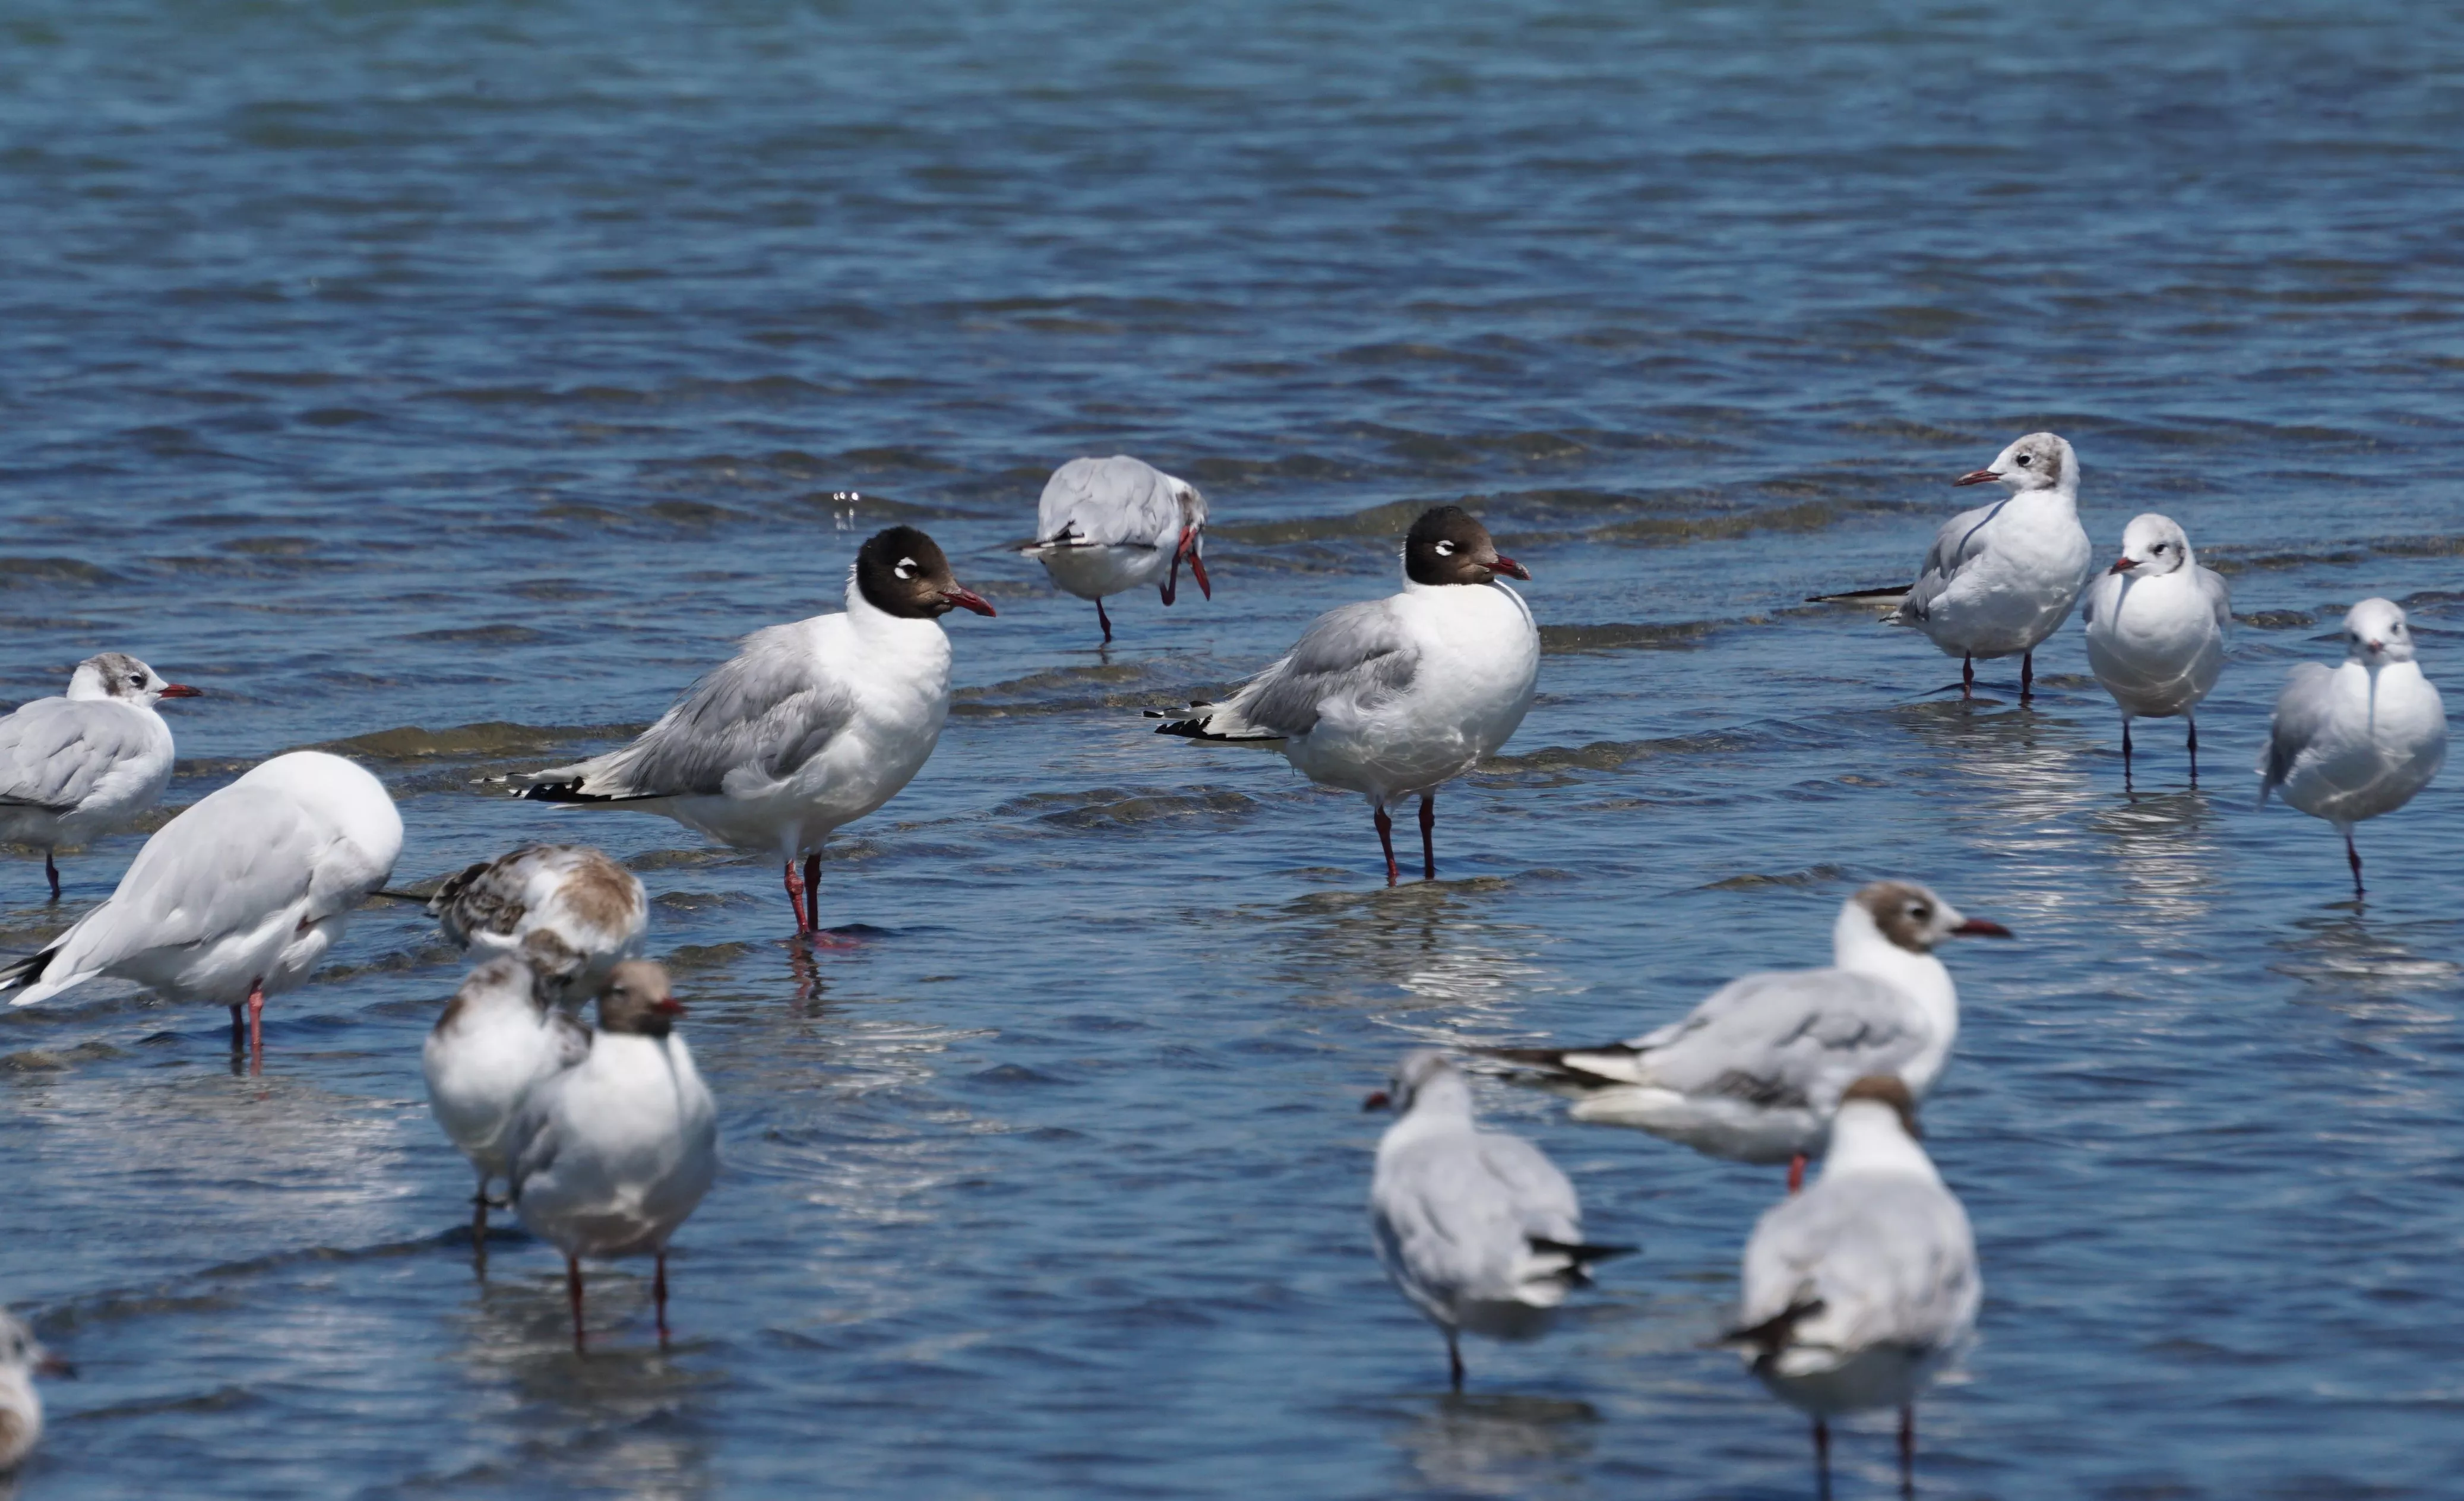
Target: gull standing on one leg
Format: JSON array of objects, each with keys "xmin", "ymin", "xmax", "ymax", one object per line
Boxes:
[
  {"xmin": 2080, "ymin": 514, "xmax": 2231, "ymax": 785},
  {"xmin": 1023, "ymin": 456, "xmax": 1210, "ymax": 644},
  {"xmin": 0, "ymin": 653, "xmax": 201, "ymax": 901}
]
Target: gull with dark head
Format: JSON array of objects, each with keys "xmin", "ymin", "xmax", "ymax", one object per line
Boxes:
[
  {"xmin": 2257, "ymin": 598, "xmax": 2446, "ymax": 896},
  {"xmin": 0, "ymin": 653, "xmax": 201, "ymax": 901},
  {"xmin": 1365, "ymin": 1050, "xmax": 1631, "ymax": 1391},
  {"xmin": 1023, "ymin": 455, "xmax": 1210, "ymax": 643},
  {"xmin": 0, "ymin": 1310, "xmax": 74, "ymax": 1475},
  {"xmin": 520, "ymin": 526, "xmax": 994, "ymax": 940},
  {"xmin": 2081, "ymin": 513, "xmax": 2231, "ymax": 783},
  {"xmin": 1481, "ymin": 881, "xmax": 2008, "ymax": 1190},
  {"xmin": 420, "ymin": 844, "xmax": 647, "ymax": 1004},
  {"xmin": 1888, "ymin": 432, "xmax": 2095, "ymax": 702},
  {"xmin": 0, "ymin": 751, "xmax": 401, "ymax": 1073},
  {"xmin": 423, "ymin": 956, "xmax": 590, "ymax": 1272},
  {"xmin": 1155, "ymin": 505, "xmax": 1537, "ymax": 884},
  {"xmin": 1725, "ymin": 1076, "xmax": 1979, "ymax": 1496}
]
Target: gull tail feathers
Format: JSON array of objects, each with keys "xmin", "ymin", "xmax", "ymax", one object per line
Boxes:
[
  {"xmin": 2, "ymin": 943, "xmax": 71, "ymax": 1007},
  {"xmin": 1527, "ymin": 1237, "xmax": 1639, "ymax": 1287},
  {"xmin": 1147, "ymin": 697, "xmax": 1283, "ymax": 745},
  {"xmin": 1467, "ymin": 1042, "xmax": 1653, "ymax": 1089},
  {"xmin": 1718, "ymin": 1297, "xmax": 1827, "ymax": 1365}
]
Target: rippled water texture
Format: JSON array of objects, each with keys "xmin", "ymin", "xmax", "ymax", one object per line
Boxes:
[{"xmin": 4, "ymin": 2, "xmax": 2463, "ymax": 1497}]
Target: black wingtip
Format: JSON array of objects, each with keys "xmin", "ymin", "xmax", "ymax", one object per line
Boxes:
[
  {"xmin": 1529, "ymin": 1237, "xmax": 1639, "ymax": 1265},
  {"xmin": 0, "ymin": 945, "xmax": 58, "ymax": 992},
  {"xmin": 518, "ymin": 781, "xmax": 611, "ymax": 804},
  {"xmin": 1717, "ymin": 1298, "xmax": 1827, "ymax": 1360}
]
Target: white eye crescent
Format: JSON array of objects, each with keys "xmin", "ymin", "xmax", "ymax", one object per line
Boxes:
[
  {"xmin": 1434, "ymin": 540, "xmax": 1456, "ymax": 557},
  {"xmin": 894, "ymin": 557, "xmax": 918, "ymax": 580}
]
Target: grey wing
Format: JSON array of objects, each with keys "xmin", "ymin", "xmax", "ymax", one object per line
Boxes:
[
  {"xmin": 2199, "ymin": 566, "xmax": 2232, "ymax": 630},
  {"xmin": 1640, "ymin": 969, "xmax": 1927, "ymax": 1108},
  {"xmin": 1745, "ymin": 1180, "xmax": 1978, "ymax": 1351},
  {"xmin": 1374, "ymin": 1142, "xmax": 1523, "ymax": 1296},
  {"xmin": 527, "ymin": 623, "xmax": 856, "ymax": 799},
  {"xmin": 0, "ymin": 699, "xmax": 151, "ymax": 811},
  {"xmin": 1473, "ymin": 1130, "xmax": 1581, "ymax": 1242},
  {"xmin": 1231, "ymin": 599, "xmax": 1419, "ymax": 738},
  {"xmin": 2259, "ymin": 662, "xmax": 2336, "ymax": 795},
  {"xmin": 1034, "ymin": 456, "xmax": 1181, "ymax": 549},
  {"xmin": 1893, "ymin": 501, "xmax": 2003, "ymax": 625}
]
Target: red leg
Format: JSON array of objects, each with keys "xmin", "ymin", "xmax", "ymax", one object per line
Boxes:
[
  {"xmin": 654, "ymin": 1252, "xmax": 670, "ymax": 1349},
  {"xmin": 1960, "ymin": 655, "xmax": 1973, "ymax": 699},
  {"xmin": 1374, "ymin": 806, "xmax": 1398, "ymax": 886},
  {"xmin": 1418, "ymin": 794, "xmax": 1436, "ymax": 880},
  {"xmin": 2020, "ymin": 649, "xmax": 2035, "ymax": 704},
  {"xmin": 783, "ymin": 861, "xmax": 812, "ymax": 936},
  {"xmin": 802, "ymin": 852, "xmax": 822, "ymax": 933},
  {"xmin": 246, "ymin": 979, "xmax": 265, "ymax": 1076},
  {"xmin": 43, "ymin": 849, "xmax": 59, "ymax": 902},
  {"xmin": 2346, "ymin": 830, "xmax": 2365, "ymax": 897},
  {"xmin": 1788, "ymin": 1153, "xmax": 1807, "ymax": 1194},
  {"xmin": 567, "ymin": 1256, "xmax": 586, "ymax": 1352},
  {"xmin": 1900, "ymin": 1405, "xmax": 1916, "ymax": 1493},
  {"xmin": 1096, "ymin": 597, "xmax": 1112, "ymax": 643}
]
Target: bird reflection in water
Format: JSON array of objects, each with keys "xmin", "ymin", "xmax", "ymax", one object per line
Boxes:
[
  {"xmin": 1269, "ymin": 880, "xmax": 1544, "ymax": 1029},
  {"xmin": 1388, "ymin": 1392, "xmax": 1599, "ymax": 1497}
]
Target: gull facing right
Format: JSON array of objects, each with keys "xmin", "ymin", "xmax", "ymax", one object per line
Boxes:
[
  {"xmin": 1726, "ymin": 1076, "xmax": 1979, "ymax": 1496},
  {"xmin": 0, "ymin": 652, "xmax": 200, "ymax": 900},
  {"xmin": 1888, "ymin": 431, "xmax": 2095, "ymax": 702},
  {"xmin": 1365, "ymin": 1050, "xmax": 1630, "ymax": 1391},
  {"xmin": 2257, "ymin": 598, "xmax": 2446, "ymax": 896},
  {"xmin": 1155, "ymin": 505, "xmax": 1537, "ymax": 884},
  {"xmin": 1022, "ymin": 455, "xmax": 1211, "ymax": 643},
  {"xmin": 2080, "ymin": 513, "xmax": 2231, "ymax": 782},
  {"xmin": 0, "ymin": 1310, "xmax": 74, "ymax": 1475},
  {"xmin": 1483, "ymin": 881, "xmax": 2008, "ymax": 1190},
  {"xmin": 420, "ymin": 843, "xmax": 647, "ymax": 1004}
]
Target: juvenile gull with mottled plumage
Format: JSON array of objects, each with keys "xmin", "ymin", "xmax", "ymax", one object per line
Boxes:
[{"xmin": 421, "ymin": 844, "xmax": 646, "ymax": 1003}]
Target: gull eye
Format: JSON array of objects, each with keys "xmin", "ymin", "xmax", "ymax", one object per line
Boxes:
[
  {"xmin": 894, "ymin": 557, "xmax": 918, "ymax": 580},
  {"xmin": 1434, "ymin": 540, "xmax": 1456, "ymax": 557},
  {"xmin": 130, "ymin": 673, "xmax": 146, "ymax": 685},
  {"xmin": 2016, "ymin": 454, "xmax": 2032, "ymax": 466}
]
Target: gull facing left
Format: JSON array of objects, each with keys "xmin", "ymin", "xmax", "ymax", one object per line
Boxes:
[
  {"xmin": 0, "ymin": 751, "xmax": 403, "ymax": 1073},
  {"xmin": 1365, "ymin": 1050, "xmax": 1630, "ymax": 1391},
  {"xmin": 1022, "ymin": 455, "xmax": 1210, "ymax": 643},
  {"xmin": 520, "ymin": 526, "xmax": 994, "ymax": 939},
  {"xmin": 0, "ymin": 652, "xmax": 200, "ymax": 900},
  {"xmin": 2080, "ymin": 513, "xmax": 2231, "ymax": 783}
]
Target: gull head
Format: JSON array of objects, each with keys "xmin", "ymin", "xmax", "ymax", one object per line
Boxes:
[
  {"xmin": 1837, "ymin": 1075, "xmax": 1922, "ymax": 1140},
  {"xmin": 855, "ymin": 526, "xmax": 997, "ymax": 620},
  {"xmin": 66, "ymin": 652, "xmax": 201, "ymax": 706},
  {"xmin": 1405, "ymin": 505, "xmax": 1529, "ymax": 587},
  {"xmin": 0, "ymin": 1311, "xmax": 73, "ymax": 1382},
  {"xmin": 596, "ymin": 959, "xmax": 684, "ymax": 1038},
  {"xmin": 2345, "ymin": 598, "xmax": 2416, "ymax": 666},
  {"xmin": 1849, "ymin": 880, "xmax": 2013, "ymax": 955},
  {"xmin": 1954, "ymin": 431, "xmax": 2075, "ymax": 495},
  {"xmin": 1361, "ymin": 1048, "xmax": 1466, "ymax": 1116},
  {"xmin": 2111, "ymin": 513, "xmax": 2195, "ymax": 577}
]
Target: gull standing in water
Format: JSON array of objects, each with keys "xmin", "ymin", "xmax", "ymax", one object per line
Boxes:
[
  {"xmin": 417, "ymin": 844, "xmax": 647, "ymax": 1003},
  {"xmin": 1364, "ymin": 1050, "xmax": 1631, "ymax": 1391},
  {"xmin": 0, "ymin": 653, "xmax": 200, "ymax": 900},
  {"xmin": 1481, "ymin": 883, "xmax": 2008, "ymax": 1190},
  {"xmin": 423, "ymin": 956, "xmax": 590, "ymax": 1272},
  {"xmin": 2080, "ymin": 514, "xmax": 2231, "ymax": 784},
  {"xmin": 508, "ymin": 960, "xmax": 717, "ymax": 1351},
  {"xmin": 1022, "ymin": 455, "xmax": 1210, "ymax": 643},
  {"xmin": 0, "ymin": 751, "xmax": 402, "ymax": 1073},
  {"xmin": 1888, "ymin": 432, "xmax": 2095, "ymax": 703},
  {"xmin": 0, "ymin": 1311, "xmax": 74, "ymax": 1474},
  {"xmin": 1154, "ymin": 506, "xmax": 1536, "ymax": 884},
  {"xmin": 520, "ymin": 526, "xmax": 994, "ymax": 940},
  {"xmin": 1726, "ymin": 1076, "xmax": 1979, "ymax": 1497},
  {"xmin": 2257, "ymin": 598, "xmax": 2446, "ymax": 896}
]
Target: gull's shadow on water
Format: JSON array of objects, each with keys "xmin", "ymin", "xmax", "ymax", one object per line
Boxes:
[
  {"xmin": 2271, "ymin": 911, "xmax": 2463, "ymax": 1014},
  {"xmin": 1384, "ymin": 1391, "xmax": 1600, "ymax": 1497},
  {"xmin": 1254, "ymin": 878, "xmax": 1548, "ymax": 1029},
  {"xmin": 2086, "ymin": 788, "xmax": 2225, "ymax": 926}
]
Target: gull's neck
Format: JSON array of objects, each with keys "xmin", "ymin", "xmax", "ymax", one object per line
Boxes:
[
  {"xmin": 1832, "ymin": 902, "xmax": 1958, "ymax": 1062},
  {"xmin": 1819, "ymin": 1102, "xmax": 1942, "ymax": 1184},
  {"xmin": 1381, "ymin": 1073, "xmax": 1478, "ymax": 1154}
]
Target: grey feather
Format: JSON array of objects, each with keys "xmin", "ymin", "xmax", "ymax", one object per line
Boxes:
[{"xmin": 1229, "ymin": 599, "xmax": 1419, "ymax": 738}]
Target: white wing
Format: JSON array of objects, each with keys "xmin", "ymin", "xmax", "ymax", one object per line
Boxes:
[
  {"xmin": 2197, "ymin": 565, "xmax": 2232, "ymax": 630},
  {"xmin": 0, "ymin": 698, "xmax": 159, "ymax": 813},
  {"xmin": 1031, "ymin": 456, "xmax": 1200, "ymax": 551},
  {"xmin": 2258, "ymin": 662, "xmax": 2337, "ymax": 798},
  {"xmin": 1740, "ymin": 1175, "xmax": 1979, "ymax": 1360},
  {"xmin": 1548, "ymin": 968, "xmax": 1929, "ymax": 1110}
]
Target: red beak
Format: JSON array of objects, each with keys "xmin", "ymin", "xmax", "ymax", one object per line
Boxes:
[
  {"xmin": 1953, "ymin": 469, "xmax": 2001, "ymax": 487},
  {"xmin": 1951, "ymin": 918, "xmax": 2013, "ymax": 938},
  {"xmin": 2109, "ymin": 557, "xmax": 2136, "ymax": 575},
  {"xmin": 1361, "ymin": 1089, "xmax": 1393, "ymax": 1113},
  {"xmin": 1183, "ymin": 528, "xmax": 1211, "ymax": 601},
  {"xmin": 1486, "ymin": 554, "xmax": 1532, "ymax": 581},
  {"xmin": 157, "ymin": 683, "xmax": 203, "ymax": 698},
  {"xmin": 36, "ymin": 1351, "xmax": 77, "ymax": 1379},
  {"xmin": 938, "ymin": 586, "xmax": 997, "ymax": 617},
  {"xmin": 653, "ymin": 997, "xmax": 687, "ymax": 1016}
]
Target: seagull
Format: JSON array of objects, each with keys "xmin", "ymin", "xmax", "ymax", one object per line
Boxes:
[
  {"xmin": 423, "ymin": 956, "xmax": 590, "ymax": 1272},
  {"xmin": 2080, "ymin": 513, "xmax": 2231, "ymax": 784},
  {"xmin": 508, "ymin": 960, "xmax": 718, "ymax": 1351},
  {"xmin": 0, "ymin": 652, "xmax": 200, "ymax": 901},
  {"xmin": 1364, "ymin": 1050, "xmax": 1631, "ymax": 1391},
  {"xmin": 1724, "ymin": 1076, "xmax": 1979, "ymax": 1496},
  {"xmin": 519, "ymin": 526, "xmax": 994, "ymax": 940},
  {"xmin": 1479, "ymin": 881, "xmax": 2009, "ymax": 1190},
  {"xmin": 1887, "ymin": 432, "xmax": 2095, "ymax": 703},
  {"xmin": 0, "ymin": 1310, "xmax": 74, "ymax": 1475},
  {"xmin": 416, "ymin": 844, "xmax": 647, "ymax": 1003},
  {"xmin": 2257, "ymin": 598, "xmax": 2447, "ymax": 896},
  {"xmin": 1021, "ymin": 455, "xmax": 1211, "ymax": 643},
  {"xmin": 0, "ymin": 750, "xmax": 402, "ymax": 1073},
  {"xmin": 1154, "ymin": 505, "xmax": 1536, "ymax": 884}
]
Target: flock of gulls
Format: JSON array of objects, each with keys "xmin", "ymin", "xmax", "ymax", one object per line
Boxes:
[{"xmin": 0, "ymin": 433, "xmax": 2448, "ymax": 1491}]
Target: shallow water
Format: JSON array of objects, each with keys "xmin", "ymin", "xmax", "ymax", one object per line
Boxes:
[{"xmin": 4, "ymin": 2, "xmax": 2463, "ymax": 1497}]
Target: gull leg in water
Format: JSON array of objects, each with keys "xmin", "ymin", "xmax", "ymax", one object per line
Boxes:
[
  {"xmin": 2346, "ymin": 827, "xmax": 2365, "ymax": 898},
  {"xmin": 470, "ymin": 1183, "xmax": 491, "ymax": 1277},
  {"xmin": 2121, "ymin": 719, "xmax": 2134, "ymax": 789},
  {"xmin": 245, "ymin": 977, "xmax": 266, "ymax": 1076},
  {"xmin": 1095, "ymin": 597, "xmax": 1112, "ymax": 644},
  {"xmin": 43, "ymin": 850, "xmax": 59, "ymax": 903},
  {"xmin": 1418, "ymin": 794, "xmax": 1436, "ymax": 880},
  {"xmin": 1813, "ymin": 1417, "xmax": 1832, "ymax": 1500},
  {"xmin": 2187, "ymin": 713, "xmax": 2200, "ymax": 785},
  {"xmin": 567, "ymin": 1256, "xmax": 587, "ymax": 1353},
  {"xmin": 782, "ymin": 861, "xmax": 811, "ymax": 936},
  {"xmin": 787, "ymin": 853, "xmax": 858, "ymax": 949},
  {"xmin": 1786, "ymin": 1153, "xmax": 1807, "ymax": 1195},
  {"xmin": 655, "ymin": 1252, "xmax": 670, "ymax": 1349},
  {"xmin": 1900, "ymin": 1407, "xmax": 1916, "ymax": 1496},
  {"xmin": 1374, "ymin": 805, "xmax": 1399, "ymax": 886},
  {"xmin": 802, "ymin": 852, "xmax": 821, "ymax": 933},
  {"xmin": 2020, "ymin": 649, "xmax": 2036, "ymax": 705},
  {"xmin": 1447, "ymin": 1329, "xmax": 1464, "ymax": 1392},
  {"xmin": 1961, "ymin": 655, "xmax": 1973, "ymax": 700}
]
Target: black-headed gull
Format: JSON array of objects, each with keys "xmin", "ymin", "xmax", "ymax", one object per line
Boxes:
[
  {"xmin": 520, "ymin": 526, "xmax": 994, "ymax": 940},
  {"xmin": 420, "ymin": 844, "xmax": 647, "ymax": 1003},
  {"xmin": 1724, "ymin": 1076, "xmax": 1979, "ymax": 1495},
  {"xmin": 1364, "ymin": 1050, "xmax": 1630, "ymax": 1391},
  {"xmin": 0, "ymin": 1310, "xmax": 75, "ymax": 1474},
  {"xmin": 423, "ymin": 956, "xmax": 590, "ymax": 1272},
  {"xmin": 508, "ymin": 960, "xmax": 717, "ymax": 1351},
  {"xmin": 2080, "ymin": 513, "xmax": 2231, "ymax": 783},
  {"xmin": 1023, "ymin": 455, "xmax": 1210, "ymax": 643},
  {"xmin": 2257, "ymin": 598, "xmax": 2446, "ymax": 896},
  {"xmin": 1155, "ymin": 505, "xmax": 1536, "ymax": 884},
  {"xmin": 1482, "ymin": 882, "xmax": 2008, "ymax": 1190},
  {"xmin": 0, "ymin": 653, "xmax": 200, "ymax": 901},
  {"xmin": 1889, "ymin": 432, "xmax": 2095, "ymax": 702},
  {"xmin": 0, "ymin": 750, "xmax": 402, "ymax": 1073}
]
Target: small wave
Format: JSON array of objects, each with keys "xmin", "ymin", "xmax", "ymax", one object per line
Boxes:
[
  {"xmin": 311, "ymin": 721, "xmax": 612, "ymax": 761},
  {"xmin": 1539, "ymin": 619, "xmax": 1729, "ymax": 655},
  {"xmin": 0, "ymin": 556, "xmax": 117, "ymax": 587}
]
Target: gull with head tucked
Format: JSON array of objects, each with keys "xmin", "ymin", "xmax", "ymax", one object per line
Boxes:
[
  {"xmin": 1023, "ymin": 455, "xmax": 1210, "ymax": 643},
  {"xmin": 2080, "ymin": 513, "xmax": 2232, "ymax": 783},
  {"xmin": 0, "ymin": 652, "xmax": 201, "ymax": 901}
]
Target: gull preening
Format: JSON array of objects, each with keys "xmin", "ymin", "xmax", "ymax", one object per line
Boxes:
[
  {"xmin": 0, "ymin": 653, "xmax": 200, "ymax": 900},
  {"xmin": 520, "ymin": 526, "xmax": 994, "ymax": 940},
  {"xmin": 507, "ymin": 960, "xmax": 717, "ymax": 1351},
  {"xmin": 2257, "ymin": 598, "xmax": 2447, "ymax": 896},
  {"xmin": 1725, "ymin": 1076, "xmax": 1979, "ymax": 1495},
  {"xmin": 1155, "ymin": 505, "xmax": 1538, "ymax": 884},
  {"xmin": 1483, "ymin": 882, "xmax": 2008, "ymax": 1189},
  {"xmin": 1887, "ymin": 432, "xmax": 2095, "ymax": 702},
  {"xmin": 0, "ymin": 751, "xmax": 402, "ymax": 1073},
  {"xmin": 1365, "ymin": 1050, "xmax": 1630, "ymax": 1391},
  {"xmin": 0, "ymin": 1310, "xmax": 73, "ymax": 1475},
  {"xmin": 2080, "ymin": 513, "xmax": 2231, "ymax": 783},
  {"xmin": 420, "ymin": 844, "xmax": 647, "ymax": 1003},
  {"xmin": 1023, "ymin": 455, "xmax": 1210, "ymax": 643},
  {"xmin": 423, "ymin": 956, "xmax": 590, "ymax": 1271}
]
